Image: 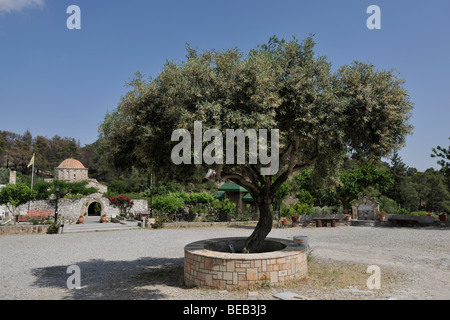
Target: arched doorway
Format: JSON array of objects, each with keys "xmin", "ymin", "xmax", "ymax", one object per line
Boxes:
[{"xmin": 88, "ymin": 202, "xmax": 102, "ymax": 216}]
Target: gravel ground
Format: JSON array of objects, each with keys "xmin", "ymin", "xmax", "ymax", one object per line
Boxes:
[{"xmin": 0, "ymin": 225, "xmax": 449, "ymax": 300}]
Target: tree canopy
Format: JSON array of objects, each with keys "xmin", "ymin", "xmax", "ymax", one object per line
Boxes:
[
  {"xmin": 432, "ymin": 137, "xmax": 450, "ymax": 189},
  {"xmin": 99, "ymin": 36, "xmax": 413, "ymax": 252}
]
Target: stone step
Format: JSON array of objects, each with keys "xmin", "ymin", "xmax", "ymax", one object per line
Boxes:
[
  {"xmin": 62, "ymin": 221, "xmax": 140, "ymax": 233},
  {"xmin": 349, "ymin": 220, "xmax": 379, "ymax": 227}
]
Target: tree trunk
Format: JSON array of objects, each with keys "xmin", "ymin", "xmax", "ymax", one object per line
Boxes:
[
  {"xmin": 336, "ymin": 193, "xmax": 350, "ymax": 213},
  {"xmin": 243, "ymin": 201, "xmax": 273, "ymax": 253}
]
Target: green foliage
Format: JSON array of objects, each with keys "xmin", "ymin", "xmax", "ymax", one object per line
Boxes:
[
  {"xmin": 274, "ymin": 181, "xmax": 290, "ymax": 201},
  {"xmin": 281, "ymin": 205, "xmax": 296, "ymax": 218},
  {"xmin": 0, "ymin": 168, "xmax": 9, "ymax": 184},
  {"xmin": 273, "ymin": 181, "xmax": 290, "ymax": 211},
  {"xmin": 99, "ymin": 35, "xmax": 413, "ymax": 197},
  {"xmin": 408, "ymin": 211, "xmax": 430, "ymax": 216},
  {"xmin": 151, "ymin": 181, "xmax": 184, "ymax": 196},
  {"xmin": 234, "ymin": 204, "xmax": 254, "ymax": 221},
  {"xmin": 152, "ymin": 193, "xmax": 185, "ymax": 214},
  {"xmin": 151, "ymin": 212, "xmax": 167, "ymax": 229},
  {"xmin": 431, "ymin": 137, "xmax": 450, "ymax": 179},
  {"xmin": 378, "ymin": 195, "xmax": 401, "ymax": 214},
  {"xmin": 184, "ymin": 191, "xmax": 214, "ymax": 205},
  {"xmin": 151, "ymin": 191, "xmax": 215, "ymax": 216},
  {"xmin": 410, "ymin": 169, "xmax": 450, "ymax": 213},
  {"xmin": 281, "ymin": 201, "xmax": 313, "ymax": 217},
  {"xmin": 109, "ymin": 180, "xmax": 127, "ymax": 194},
  {"xmin": 396, "ymin": 207, "xmax": 410, "ymax": 215},
  {"xmin": 311, "ymin": 206, "xmax": 341, "ymax": 215},
  {"xmin": 294, "ymin": 203, "xmax": 312, "ymax": 216},
  {"xmin": 340, "ymin": 162, "xmax": 393, "ymax": 197},
  {"xmin": 291, "ymin": 168, "xmax": 339, "ymax": 207},
  {"xmin": 46, "ymin": 223, "xmax": 59, "ymax": 234},
  {"xmin": 0, "ymin": 130, "xmax": 81, "ymax": 175},
  {"xmin": 33, "ymin": 182, "xmax": 52, "ymax": 199},
  {"xmin": 297, "ymin": 189, "xmax": 313, "ymax": 206},
  {"xmin": 0, "ymin": 183, "xmax": 35, "ymax": 213},
  {"xmin": 98, "ymin": 35, "xmax": 413, "ymax": 251},
  {"xmin": 32, "ymin": 180, "xmax": 98, "ymax": 200},
  {"xmin": 291, "ymin": 170, "xmax": 311, "ymax": 193},
  {"xmin": 212, "ymin": 199, "xmax": 237, "ymax": 221}
]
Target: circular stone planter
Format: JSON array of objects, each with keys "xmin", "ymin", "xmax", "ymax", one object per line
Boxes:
[{"xmin": 184, "ymin": 237, "xmax": 307, "ymax": 290}]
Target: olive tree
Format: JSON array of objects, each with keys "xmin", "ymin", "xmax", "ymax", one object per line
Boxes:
[{"xmin": 99, "ymin": 36, "xmax": 413, "ymax": 252}]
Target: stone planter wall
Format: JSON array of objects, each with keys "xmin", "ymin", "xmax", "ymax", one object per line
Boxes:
[
  {"xmin": 184, "ymin": 237, "xmax": 307, "ymax": 290},
  {"xmin": 386, "ymin": 214, "xmax": 435, "ymax": 225},
  {"xmin": 0, "ymin": 225, "xmax": 50, "ymax": 235},
  {"xmin": 299, "ymin": 214, "xmax": 345, "ymax": 223}
]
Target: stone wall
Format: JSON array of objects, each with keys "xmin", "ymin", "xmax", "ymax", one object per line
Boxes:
[
  {"xmin": 0, "ymin": 225, "xmax": 50, "ymax": 235},
  {"xmin": 1, "ymin": 197, "xmax": 149, "ymax": 224},
  {"xmin": 54, "ymin": 167, "xmax": 88, "ymax": 182}
]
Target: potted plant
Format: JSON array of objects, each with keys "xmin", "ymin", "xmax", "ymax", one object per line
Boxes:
[
  {"xmin": 378, "ymin": 210, "xmax": 387, "ymax": 221},
  {"xmin": 77, "ymin": 215, "xmax": 84, "ymax": 224},
  {"xmin": 280, "ymin": 205, "xmax": 295, "ymax": 225},
  {"xmin": 439, "ymin": 212, "xmax": 446, "ymax": 222},
  {"xmin": 100, "ymin": 214, "xmax": 107, "ymax": 223},
  {"xmin": 289, "ymin": 207, "xmax": 298, "ymax": 223},
  {"xmin": 343, "ymin": 209, "xmax": 351, "ymax": 221}
]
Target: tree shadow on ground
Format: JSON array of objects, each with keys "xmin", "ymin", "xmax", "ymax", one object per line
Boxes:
[
  {"xmin": 226, "ymin": 224, "xmax": 257, "ymax": 230},
  {"xmin": 31, "ymin": 257, "xmax": 185, "ymax": 300}
]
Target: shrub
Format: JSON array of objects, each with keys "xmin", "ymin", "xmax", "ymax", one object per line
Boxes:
[
  {"xmin": 297, "ymin": 189, "xmax": 313, "ymax": 205},
  {"xmin": 211, "ymin": 199, "xmax": 236, "ymax": 221},
  {"xmin": 107, "ymin": 196, "xmax": 134, "ymax": 216},
  {"xmin": 409, "ymin": 211, "xmax": 431, "ymax": 216},
  {"xmin": 151, "ymin": 215, "xmax": 166, "ymax": 229},
  {"xmin": 46, "ymin": 223, "xmax": 59, "ymax": 234},
  {"xmin": 186, "ymin": 191, "xmax": 214, "ymax": 205},
  {"xmin": 281, "ymin": 205, "xmax": 296, "ymax": 218},
  {"xmin": 151, "ymin": 181, "xmax": 184, "ymax": 196},
  {"xmin": 152, "ymin": 193, "xmax": 185, "ymax": 214},
  {"xmin": 295, "ymin": 202, "xmax": 312, "ymax": 215},
  {"xmin": 29, "ymin": 218, "xmax": 41, "ymax": 225},
  {"xmin": 378, "ymin": 196, "xmax": 400, "ymax": 214},
  {"xmin": 397, "ymin": 208, "xmax": 410, "ymax": 215},
  {"xmin": 109, "ymin": 180, "xmax": 127, "ymax": 194}
]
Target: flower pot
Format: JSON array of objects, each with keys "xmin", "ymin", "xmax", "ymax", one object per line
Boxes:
[
  {"xmin": 379, "ymin": 215, "xmax": 386, "ymax": 221},
  {"xmin": 101, "ymin": 216, "xmax": 107, "ymax": 223},
  {"xmin": 291, "ymin": 216, "xmax": 298, "ymax": 223},
  {"xmin": 345, "ymin": 215, "xmax": 351, "ymax": 221},
  {"xmin": 77, "ymin": 217, "xmax": 84, "ymax": 224},
  {"xmin": 439, "ymin": 214, "xmax": 446, "ymax": 222},
  {"xmin": 293, "ymin": 236, "xmax": 308, "ymax": 247},
  {"xmin": 281, "ymin": 220, "xmax": 287, "ymax": 226}
]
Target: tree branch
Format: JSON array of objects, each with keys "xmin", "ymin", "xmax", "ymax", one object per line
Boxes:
[{"xmin": 271, "ymin": 156, "xmax": 319, "ymax": 194}]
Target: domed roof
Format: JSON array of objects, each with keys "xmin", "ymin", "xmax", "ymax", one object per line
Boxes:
[{"xmin": 57, "ymin": 158, "xmax": 86, "ymax": 169}]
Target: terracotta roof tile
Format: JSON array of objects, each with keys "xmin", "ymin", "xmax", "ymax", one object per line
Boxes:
[{"xmin": 57, "ymin": 158, "xmax": 86, "ymax": 169}]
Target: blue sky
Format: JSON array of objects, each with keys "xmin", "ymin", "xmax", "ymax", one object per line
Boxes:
[{"xmin": 0, "ymin": 0, "xmax": 449, "ymax": 172}]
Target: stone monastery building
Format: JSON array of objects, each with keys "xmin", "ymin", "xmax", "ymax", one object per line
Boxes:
[{"xmin": 54, "ymin": 158, "xmax": 89, "ymax": 182}]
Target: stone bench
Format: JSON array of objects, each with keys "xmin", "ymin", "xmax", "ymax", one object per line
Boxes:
[
  {"xmin": 388, "ymin": 217, "xmax": 419, "ymax": 227},
  {"xmin": 313, "ymin": 217, "xmax": 338, "ymax": 228}
]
